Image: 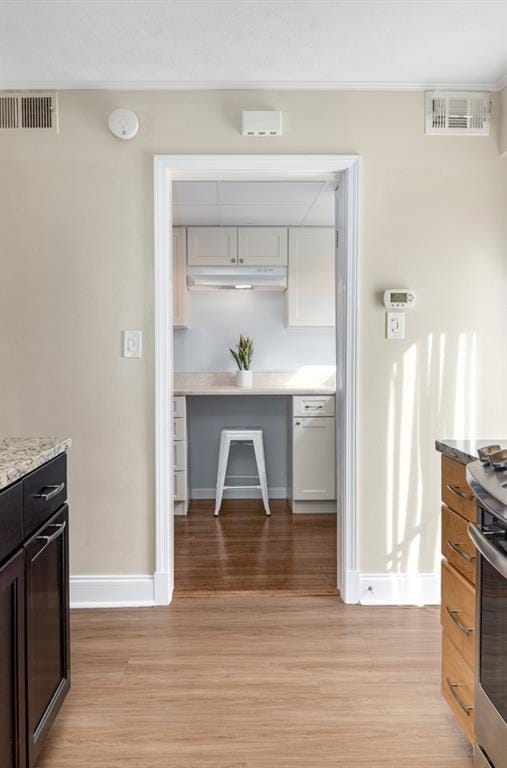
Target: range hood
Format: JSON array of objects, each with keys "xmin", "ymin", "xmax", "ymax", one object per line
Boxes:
[{"xmin": 187, "ymin": 265, "xmax": 287, "ymax": 291}]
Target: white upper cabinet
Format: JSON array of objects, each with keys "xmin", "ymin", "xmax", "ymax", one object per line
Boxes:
[
  {"xmin": 237, "ymin": 228, "xmax": 288, "ymax": 266},
  {"xmin": 187, "ymin": 227, "xmax": 237, "ymax": 266},
  {"xmin": 286, "ymin": 228, "xmax": 335, "ymax": 327},
  {"xmin": 172, "ymin": 227, "xmax": 188, "ymax": 329}
]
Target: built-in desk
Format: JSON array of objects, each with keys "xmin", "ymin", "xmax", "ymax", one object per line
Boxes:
[{"xmin": 172, "ymin": 372, "xmax": 337, "ymax": 516}]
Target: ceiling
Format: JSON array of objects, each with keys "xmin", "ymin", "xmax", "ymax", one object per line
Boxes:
[
  {"xmin": 0, "ymin": 1, "xmax": 506, "ymax": 91},
  {"xmin": 173, "ymin": 181, "xmax": 335, "ymax": 227}
]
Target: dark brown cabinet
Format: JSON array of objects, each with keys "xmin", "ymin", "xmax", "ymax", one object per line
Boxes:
[
  {"xmin": 0, "ymin": 453, "xmax": 69, "ymax": 767},
  {"xmin": 25, "ymin": 506, "xmax": 70, "ymax": 766},
  {"xmin": 0, "ymin": 550, "xmax": 26, "ymax": 768}
]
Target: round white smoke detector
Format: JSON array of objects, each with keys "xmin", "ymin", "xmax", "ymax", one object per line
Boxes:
[{"xmin": 108, "ymin": 108, "xmax": 139, "ymax": 140}]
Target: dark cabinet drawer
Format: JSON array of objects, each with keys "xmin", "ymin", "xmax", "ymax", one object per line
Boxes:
[
  {"xmin": 25, "ymin": 505, "xmax": 70, "ymax": 767},
  {"xmin": 0, "ymin": 482, "xmax": 23, "ymax": 565},
  {"xmin": 0, "ymin": 549, "xmax": 26, "ymax": 768},
  {"xmin": 23, "ymin": 454, "xmax": 67, "ymax": 539}
]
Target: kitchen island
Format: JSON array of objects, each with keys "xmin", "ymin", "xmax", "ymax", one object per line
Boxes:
[{"xmin": 0, "ymin": 436, "xmax": 71, "ymax": 768}]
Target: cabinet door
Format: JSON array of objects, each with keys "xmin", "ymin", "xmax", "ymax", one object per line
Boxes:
[
  {"xmin": 293, "ymin": 417, "xmax": 336, "ymax": 500},
  {"xmin": 187, "ymin": 227, "xmax": 237, "ymax": 266},
  {"xmin": 172, "ymin": 227, "xmax": 188, "ymax": 329},
  {"xmin": 237, "ymin": 228, "xmax": 288, "ymax": 265},
  {"xmin": 25, "ymin": 505, "xmax": 70, "ymax": 768},
  {"xmin": 0, "ymin": 550, "xmax": 26, "ymax": 768},
  {"xmin": 287, "ymin": 228, "xmax": 335, "ymax": 327}
]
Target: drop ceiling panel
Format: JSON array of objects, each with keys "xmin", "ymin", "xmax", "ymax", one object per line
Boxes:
[
  {"xmin": 302, "ymin": 205, "xmax": 335, "ymax": 226},
  {"xmin": 173, "ymin": 182, "xmax": 218, "ymax": 205},
  {"xmin": 218, "ymin": 181, "xmax": 325, "ymax": 206},
  {"xmin": 218, "ymin": 205, "xmax": 309, "ymax": 226},
  {"xmin": 172, "ymin": 205, "xmax": 219, "ymax": 226}
]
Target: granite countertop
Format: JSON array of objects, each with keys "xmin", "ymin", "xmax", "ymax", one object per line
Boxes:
[
  {"xmin": 436, "ymin": 438, "xmax": 507, "ymax": 465},
  {"xmin": 174, "ymin": 370, "xmax": 336, "ymax": 396},
  {"xmin": 0, "ymin": 437, "xmax": 71, "ymax": 491}
]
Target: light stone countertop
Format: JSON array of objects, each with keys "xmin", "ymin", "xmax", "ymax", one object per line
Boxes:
[
  {"xmin": 435, "ymin": 438, "xmax": 507, "ymax": 465},
  {"xmin": 173, "ymin": 370, "xmax": 336, "ymax": 396},
  {"xmin": 0, "ymin": 437, "xmax": 71, "ymax": 491}
]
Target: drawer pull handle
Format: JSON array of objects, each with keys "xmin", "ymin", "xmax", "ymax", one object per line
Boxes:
[
  {"xmin": 447, "ymin": 540, "xmax": 475, "ymax": 563},
  {"xmin": 446, "ymin": 483, "xmax": 474, "ymax": 502},
  {"xmin": 446, "ymin": 678, "xmax": 473, "ymax": 715},
  {"xmin": 446, "ymin": 607, "xmax": 474, "ymax": 635},
  {"xmin": 304, "ymin": 404, "xmax": 324, "ymax": 409},
  {"xmin": 34, "ymin": 483, "xmax": 65, "ymax": 502},
  {"xmin": 34, "ymin": 522, "xmax": 66, "ymax": 562}
]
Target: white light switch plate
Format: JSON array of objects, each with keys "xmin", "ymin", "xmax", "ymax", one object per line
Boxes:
[
  {"xmin": 123, "ymin": 330, "xmax": 143, "ymax": 358},
  {"xmin": 386, "ymin": 312, "xmax": 405, "ymax": 340}
]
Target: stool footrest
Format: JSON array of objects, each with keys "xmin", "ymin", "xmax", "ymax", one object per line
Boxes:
[{"xmin": 223, "ymin": 485, "xmax": 262, "ymax": 490}]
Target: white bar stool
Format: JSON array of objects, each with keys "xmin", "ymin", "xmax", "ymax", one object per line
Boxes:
[{"xmin": 214, "ymin": 428, "xmax": 271, "ymax": 517}]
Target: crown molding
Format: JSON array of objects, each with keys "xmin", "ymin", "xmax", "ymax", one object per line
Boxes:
[{"xmin": 0, "ymin": 78, "xmax": 504, "ymax": 92}]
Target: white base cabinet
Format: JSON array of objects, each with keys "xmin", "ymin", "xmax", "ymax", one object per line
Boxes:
[
  {"xmin": 290, "ymin": 395, "xmax": 336, "ymax": 513},
  {"xmin": 173, "ymin": 396, "xmax": 189, "ymax": 515}
]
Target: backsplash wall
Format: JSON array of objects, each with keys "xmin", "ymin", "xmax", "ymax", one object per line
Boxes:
[{"xmin": 173, "ymin": 290, "xmax": 335, "ymax": 371}]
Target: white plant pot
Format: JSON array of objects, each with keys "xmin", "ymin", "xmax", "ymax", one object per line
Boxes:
[{"xmin": 236, "ymin": 369, "xmax": 253, "ymax": 388}]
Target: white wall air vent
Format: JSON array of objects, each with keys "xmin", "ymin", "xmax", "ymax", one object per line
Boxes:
[
  {"xmin": 425, "ymin": 91, "xmax": 490, "ymax": 136},
  {"xmin": 0, "ymin": 92, "xmax": 58, "ymax": 133}
]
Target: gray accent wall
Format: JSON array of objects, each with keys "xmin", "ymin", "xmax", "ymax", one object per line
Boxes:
[
  {"xmin": 173, "ymin": 290, "xmax": 335, "ymax": 373},
  {"xmin": 187, "ymin": 395, "xmax": 289, "ymax": 497}
]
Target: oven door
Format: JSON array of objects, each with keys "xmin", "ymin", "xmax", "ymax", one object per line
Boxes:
[{"xmin": 468, "ymin": 522, "xmax": 507, "ymax": 768}]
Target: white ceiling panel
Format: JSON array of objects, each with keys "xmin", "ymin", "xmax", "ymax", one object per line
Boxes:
[
  {"xmin": 172, "ymin": 182, "xmax": 218, "ymax": 205},
  {"xmin": 218, "ymin": 205, "xmax": 310, "ymax": 226},
  {"xmin": 1, "ymin": 1, "xmax": 505, "ymax": 90},
  {"xmin": 172, "ymin": 205, "xmax": 219, "ymax": 226},
  {"xmin": 218, "ymin": 181, "xmax": 325, "ymax": 206},
  {"xmin": 302, "ymin": 205, "xmax": 335, "ymax": 227}
]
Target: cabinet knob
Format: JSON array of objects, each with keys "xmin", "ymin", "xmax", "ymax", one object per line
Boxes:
[
  {"xmin": 239, "ymin": 258, "xmax": 244, "ymax": 263},
  {"xmin": 230, "ymin": 258, "xmax": 236, "ymax": 263},
  {"xmin": 295, "ymin": 420, "xmax": 301, "ymax": 425}
]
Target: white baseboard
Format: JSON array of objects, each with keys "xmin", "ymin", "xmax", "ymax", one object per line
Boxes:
[
  {"xmin": 341, "ymin": 569, "xmax": 360, "ymax": 604},
  {"xmin": 191, "ymin": 486, "xmax": 287, "ymax": 500},
  {"xmin": 359, "ymin": 572, "xmax": 440, "ymax": 606},
  {"xmin": 70, "ymin": 574, "xmax": 159, "ymax": 608}
]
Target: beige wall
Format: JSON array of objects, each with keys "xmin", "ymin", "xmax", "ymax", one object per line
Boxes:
[
  {"xmin": 1, "ymin": 90, "xmax": 506, "ymax": 577},
  {"xmin": 500, "ymin": 86, "xmax": 507, "ymax": 156}
]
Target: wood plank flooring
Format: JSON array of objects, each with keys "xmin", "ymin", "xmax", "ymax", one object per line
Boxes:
[
  {"xmin": 38, "ymin": 598, "xmax": 472, "ymax": 768},
  {"xmin": 174, "ymin": 499, "xmax": 337, "ymax": 595}
]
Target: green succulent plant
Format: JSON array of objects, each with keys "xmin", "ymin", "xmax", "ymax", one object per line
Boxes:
[{"xmin": 230, "ymin": 334, "xmax": 254, "ymax": 371}]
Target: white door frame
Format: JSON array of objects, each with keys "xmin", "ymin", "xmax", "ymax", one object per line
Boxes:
[{"xmin": 153, "ymin": 155, "xmax": 359, "ymax": 605}]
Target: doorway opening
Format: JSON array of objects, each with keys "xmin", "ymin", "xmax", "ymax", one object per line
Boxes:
[{"xmin": 153, "ymin": 156, "xmax": 359, "ymax": 605}]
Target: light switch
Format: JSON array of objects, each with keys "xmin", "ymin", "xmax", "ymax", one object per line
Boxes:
[
  {"xmin": 386, "ymin": 312, "xmax": 405, "ymax": 340},
  {"xmin": 123, "ymin": 330, "xmax": 143, "ymax": 358}
]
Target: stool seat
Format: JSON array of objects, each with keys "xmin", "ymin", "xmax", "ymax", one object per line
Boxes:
[{"xmin": 214, "ymin": 428, "xmax": 271, "ymax": 517}]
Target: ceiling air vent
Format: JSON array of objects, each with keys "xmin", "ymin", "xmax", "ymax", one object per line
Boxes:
[
  {"xmin": 0, "ymin": 92, "xmax": 58, "ymax": 133},
  {"xmin": 425, "ymin": 91, "xmax": 491, "ymax": 136}
]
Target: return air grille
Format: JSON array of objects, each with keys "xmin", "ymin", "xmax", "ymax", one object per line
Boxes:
[
  {"xmin": 425, "ymin": 91, "xmax": 490, "ymax": 136},
  {"xmin": 0, "ymin": 92, "xmax": 58, "ymax": 132}
]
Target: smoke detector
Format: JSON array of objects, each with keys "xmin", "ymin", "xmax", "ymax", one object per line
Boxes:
[
  {"xmin": 425, "ymin": 91, "xmax": 491, "ymax": 136},
  {"xmin": 108, "ymin": 108, "xmax": 139, "ymax": 140},
  {"xmin": 241, "ymin": 111, "xmax": 282, "ymax": 136}
]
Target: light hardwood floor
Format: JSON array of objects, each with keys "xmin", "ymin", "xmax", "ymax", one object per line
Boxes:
[
  {"xmin": 174, "ymin": 500, "xmax": 338, "ymax": 595},
  {"xmin": 38, "ymin": 598, "xmax": 472, "ymax": 768}
]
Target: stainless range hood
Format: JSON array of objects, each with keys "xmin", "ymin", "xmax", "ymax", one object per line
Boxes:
[{"xmin": 187, "ymin": 265, "xmax": 287, "ymax": 291}]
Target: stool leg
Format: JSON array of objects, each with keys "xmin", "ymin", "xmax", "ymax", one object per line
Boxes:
[
  {"xmin": 253, "ymin": 434, "xmax": 271, "ymax": 516},
  {"xmin": 214, "ymin": 432, "xmax": 230, "ymax": 517}
]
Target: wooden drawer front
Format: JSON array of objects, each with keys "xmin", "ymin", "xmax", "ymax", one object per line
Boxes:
[
  {"xmin": 442, "ymin": 632, "xmax": 474, "ymax": 742},
  {"xmin": 173, "ymin": 417, "xmax": 186, "ymax": 442},
  {"xmin": 173, "ymin": 396, "xmax": 185, "ymax": 418},
  {"xmin": 0, "ymin": 482, "xmax": 23, "ymax": 564},
  {"xmin": 173, "ymin": 442, "xmax": 186, "ymax": 472},
  {"xmin": 293, "ymin": 395, "xmax": 335, "ymax": 418},
  {"xmin": 442, "ymin": 505, "xmax": 476, "ymax": 584},
  {"xmin": 23, "ymin": 454, "xmax": 67, "ymax": 539},
  {"xmin": 174, "ymin": 471, "xmax": 186, "ymax": 501},
  {"xmin": 441, "ymin": 455, "xmax": 476, "ymax": 522},
  {"xmin": 441, "ymin": 560, "xmax": 475, "ymax": 669}
]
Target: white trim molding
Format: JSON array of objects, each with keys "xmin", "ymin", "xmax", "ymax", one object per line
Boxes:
[
  {"xmin": 154, "ymin": 154, "xmax": 360, "ymax": 606},
  {"xmin": 70, "ymin": 575, "xmax": 156, "ymax": 609},
  {"xmin": 359, "ymin": 572, "xmax": 440, "ymax": 606}
]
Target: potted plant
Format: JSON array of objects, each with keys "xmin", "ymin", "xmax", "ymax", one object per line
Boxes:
[{"xmin": 230, "ymin": 335, "xmax": 254, "ymax": 387}]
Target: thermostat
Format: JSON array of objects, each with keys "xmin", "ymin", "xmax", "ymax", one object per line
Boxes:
[{"xmin": 383, "ymin": 289, "xmax": 415, "ymax": 309}]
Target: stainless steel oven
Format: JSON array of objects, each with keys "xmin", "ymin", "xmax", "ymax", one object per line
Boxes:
[{"xmin": 467, "ymin": 457, "xmax": 507, "ymax": 768}]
